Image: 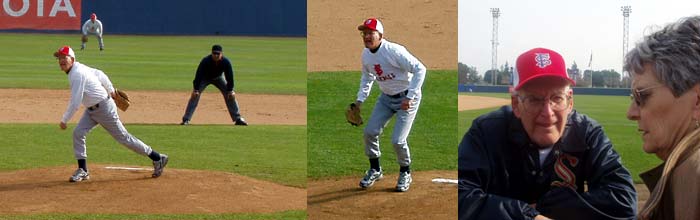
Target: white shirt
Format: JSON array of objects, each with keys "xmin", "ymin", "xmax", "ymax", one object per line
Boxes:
[
  {"xmin": 356, "ymin": 39, "xmax": 426, "ymax": 102},
  {"xmin": 61, "ymin": 61, "xmax": 114, "ymax": 123},
  {"xmin": 538, "ymin": 147, "xmax": 553, "ymax": 167},
  {"xmin": 82, "ymin": 19, "xmax": 103, "ymax": 35}
]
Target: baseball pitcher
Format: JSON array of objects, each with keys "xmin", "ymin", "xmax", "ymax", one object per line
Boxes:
[
  {"xmin": 354, "ymin": 18, "xmax": 427, "ymax": 192},
  {"xmin": 81, "ymin": 13, "xmax": 104, "ymax": 51},
  {"xmin": 54, "ymin": 46, "xmax": 168, "ymax": 182}
]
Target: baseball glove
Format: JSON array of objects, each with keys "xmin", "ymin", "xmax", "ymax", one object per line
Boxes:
[
  {"xmin": 346, "ymin": 103, "xmax": 363, "ymax": 126},
  {"xmin": 81, "ymin": 35, "xmax": 88, "ymax": 43},
  {"xmin": 113, "ymin": 89, "xmax": 130, "ymax": 111}
]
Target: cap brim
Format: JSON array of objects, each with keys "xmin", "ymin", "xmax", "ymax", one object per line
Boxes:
[
  {"xmin": 515, "ymin": 74, "xmax": 576, "ymax": 90},
  {"xmin": 357, "ymin": 25, "xmax": 373, "ymax": 31}
]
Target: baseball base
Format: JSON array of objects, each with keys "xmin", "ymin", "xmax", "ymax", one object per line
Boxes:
[{"xmin": 431, "ymin": 178, "xmax": 458, "ymax": 184}]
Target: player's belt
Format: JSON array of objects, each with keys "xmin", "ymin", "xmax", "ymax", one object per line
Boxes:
[
  {"xmin": 87, "ymin": 103, "xmax": 100, "ymax": 111},
  {"xmin": 386, "ymin": 90, "xmax": 408, "ymax": 98},
  {"xmin": 87, "ymin": 96, "xmax": 110, "ymax": 111}
]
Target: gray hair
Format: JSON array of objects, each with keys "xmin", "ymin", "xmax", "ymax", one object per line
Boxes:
[{"xmin": 624, "ymin": 16, "xmax": 700, "ymax": 97}]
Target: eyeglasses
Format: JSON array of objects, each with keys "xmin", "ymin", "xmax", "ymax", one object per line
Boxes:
[
  {"xmin": 630, "ymin": 84, "xmax": 664, "ymax": 107},
  {"xmin": 360, "ymin": 31, "xmax": 378, "ymax": 37},
  {"xmin": 517, "ymin": 93, "xmax": 572, "ymax": 112}
]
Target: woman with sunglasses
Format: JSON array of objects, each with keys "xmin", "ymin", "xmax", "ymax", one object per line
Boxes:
[{"xmin": 625, "ymin": 16, "xmax": 700, "ymax": 220}]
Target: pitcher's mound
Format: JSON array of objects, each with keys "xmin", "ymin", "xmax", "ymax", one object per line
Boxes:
[
  {"xmin": 308, "ymin": 170, "xmax": 456, "ymax": 220},
  {"xmin": 0, "ymin": 165, "xmax": 306, "ymax": 214}
]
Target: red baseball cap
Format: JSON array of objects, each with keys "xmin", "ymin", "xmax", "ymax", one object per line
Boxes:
[
  {"xmin": 358, "ymin": 18, "xmax": 384, "ymax": 34},
  {"xmin": 53, "ymin": 46, "xmax": 75, "ymax": 58},
  {"xmin": 513, "ymin": 48, "xmax": 574, "ymax": 90}
]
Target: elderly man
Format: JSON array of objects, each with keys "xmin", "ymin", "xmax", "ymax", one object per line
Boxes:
[
  {"xmin": 55, "ymin": 46, "xmax": 168, "ymax": 182},
  {"xmin": 353, "ymin": 18, "xmax": 426, "ymax": 192},
  {"xmin": 458, "ymin": 48, "xmax": 636, "ymax": 220}
]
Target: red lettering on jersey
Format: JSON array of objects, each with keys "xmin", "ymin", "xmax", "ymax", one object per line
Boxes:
[{"xmin": 374, "ymin": 64, "xmax": 384, "ymax": 76}]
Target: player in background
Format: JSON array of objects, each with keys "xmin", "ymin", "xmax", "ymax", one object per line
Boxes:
[
  {"xmin": 180, "ymin": 45, "xmax": 248, "ymax": 126},
  {"xmin": 81, "ymin": 13, "xmax": 104, "ymax": 51}
]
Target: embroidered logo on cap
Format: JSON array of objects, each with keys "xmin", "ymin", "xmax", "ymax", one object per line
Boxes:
[{"xmin": 535, "ymin": 53, "xmax": 552, "ymax": 68}]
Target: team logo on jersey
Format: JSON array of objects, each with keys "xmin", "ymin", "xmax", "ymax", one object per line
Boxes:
[
  {"xmin": 374, "ymin": 64, "xmax": 384, "ymax": 76},
  {"xmin": 535, "ymin": 53, "xmax": 552, "ymax": 68},
  {"xmin": 551, "ymin": 153, "xmax": 579, "ymax": 190}
]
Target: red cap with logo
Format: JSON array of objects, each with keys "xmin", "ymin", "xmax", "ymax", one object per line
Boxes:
[
  {"xmin": 53, "ymin": 46, "xmax": 75, "ymax": 59},
  {"xmin": 513, "ymin": 47, "xmax": 574, "ymax": 90},
  {"xmin": 357, "ymin": 18, "xmax": 384, "ymax": 34}
]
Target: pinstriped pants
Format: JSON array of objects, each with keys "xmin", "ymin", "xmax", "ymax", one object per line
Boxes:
[
  {"xmin": 72, "ymin": 97, "xmax": 153, "ymax": 159},
  {"xmin": 363, "ymin": 92, "xmax": 421, "ymax": 167}
]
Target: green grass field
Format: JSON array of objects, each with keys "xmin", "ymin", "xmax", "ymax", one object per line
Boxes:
[
  {"xmin": 0, "ymin": 124, "xmax": 306, "ymax": 187},
  {"xmin": 458, "ymin": 92, "xmax": 662, "ymax": 183},
  {"xmin": 0, "ymin": 33, "xmax": 306, "ymax": 95},
  {"xmin": 308, "ymin": 70, "xmax": 457, "ymax": 179},
  {"xmin": 0, "ymin": 33, "xmax": 307, "ymax": 219}
]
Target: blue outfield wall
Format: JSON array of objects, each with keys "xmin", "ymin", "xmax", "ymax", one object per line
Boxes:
[
  {"xmin": 459, "ymin": 84, "xmax": 630, "ymax": 96},
  {"xmin": 81, "ymin": 0, "xmax": 306, "ymax": 36}
]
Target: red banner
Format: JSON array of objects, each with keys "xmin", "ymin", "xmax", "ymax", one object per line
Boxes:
[{"xmin": 0, "ymin": 0, "xmax": 81, "ymax": 30}]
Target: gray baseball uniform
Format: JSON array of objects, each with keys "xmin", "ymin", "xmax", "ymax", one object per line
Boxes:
[
  {"xmin": 356, "ymin": 39, "xmax": 427, "ymax": 167},
  {"xmin": 63, "ymin": 61, "xmax": 152, "ymax": 160},
  {"xmin": 81, "ymin": 18, "xmax": 104, "ymax": 50}
]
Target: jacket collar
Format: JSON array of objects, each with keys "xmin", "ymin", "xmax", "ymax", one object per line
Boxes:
[{"xmin": 640, "ymin": 163, "xmax": 664, "ymax": 191}]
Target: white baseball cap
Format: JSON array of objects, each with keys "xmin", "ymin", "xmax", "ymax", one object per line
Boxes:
[
  {"xmin": 53, "ymin": 46, "xmax": 75, "ymax": 59},
  {"xmin": 358, "ymin": 18, "xmax": 384, "ymax": 34}
]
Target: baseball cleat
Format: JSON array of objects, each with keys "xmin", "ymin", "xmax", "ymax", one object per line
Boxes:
[
  {"xmin": 180, "ymin": 120, "xmax": 190, "ymax": 125},
  {"xmin": 69, "ymin": 168, "xmax": 90, "ymax": 182},
  {"xmin": 152, "ymin": 154, "xmax": 169, "ymax": 178},
  {"xmin": 396, "ymin": 171, "xmax": 412, "ymax": 192},
  {"xmin": 359, "ymin": 168, "xmax": 383, "ymax": 188},
  {"xmin": 234, "ymin": 118, "xmax": 248, "ymax": 126}
]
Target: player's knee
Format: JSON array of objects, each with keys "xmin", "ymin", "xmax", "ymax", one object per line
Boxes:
[
  {"xmin": 364, "ymin": 128, "xmax": 381, "ymax": 138},
  {"xmin": 72, "ymin": 128, "xmax": 88, "ymax": 138},
  {"xmin": 392, "ymin": 138, "xmax": 406, "ymax": 146}
]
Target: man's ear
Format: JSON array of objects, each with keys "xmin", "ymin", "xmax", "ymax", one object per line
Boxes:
[
  {"xmin": 512, "ymin": 95, "xmax": 521, "ymax": 118},
  {"xmin": 568, "ymin": 88, "xmax": 574, "ymax": 109}
]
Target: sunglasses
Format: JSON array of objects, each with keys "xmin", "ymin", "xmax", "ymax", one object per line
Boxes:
[
  {"xmin": 212, "ymin": 52, "xmax": 221, "ymax": 55},
  {"xmin": 630, "ymin": 85, "xmax": 664, "ymax": 107}
]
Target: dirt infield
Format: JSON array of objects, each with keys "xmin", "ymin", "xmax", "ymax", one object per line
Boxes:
[
  {"xmin": 308, "ymin": 171, "xmax": 456, "ymax": 220},
  {"xmin": 0, "ymin": 165, "xmax": 305, "ymax": 214},
  {"xmin": 307, "ymin": 0, "xmax": 457, "ymax": 72},
  {"xmin": 458, "ymin": 95, "xmax": 510, "ymax": 111},
  {"xmin": 0, "ymin": 89, "xmax": 305, "ymax": 125}
]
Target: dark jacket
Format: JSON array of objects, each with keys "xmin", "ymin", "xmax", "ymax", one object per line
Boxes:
[
  {"xmin": 458, "ymin": 106, "xmax": 637, "ymax": 220},
  {"xmin": 193, "ymin": 55, "xmax": 235, "ymax": 91}
]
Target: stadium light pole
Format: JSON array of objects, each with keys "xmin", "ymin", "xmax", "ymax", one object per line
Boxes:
[
  {"xmin": 622, "ymin": 6, "xmax": 631, "ymax": 88},
  {"xmin": 490, "ymin": 8, "xmax": 500, "ymax": 86}
]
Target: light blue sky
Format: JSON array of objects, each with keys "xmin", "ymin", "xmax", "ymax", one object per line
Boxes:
[{"xmin": 459, "ymin": 0, "xmax": 700, "ymax": 76}]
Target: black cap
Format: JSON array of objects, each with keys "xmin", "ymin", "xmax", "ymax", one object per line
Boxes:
[{"xmin": 212, "ymin": 45, "xmax": 223, "ymax": 52}]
